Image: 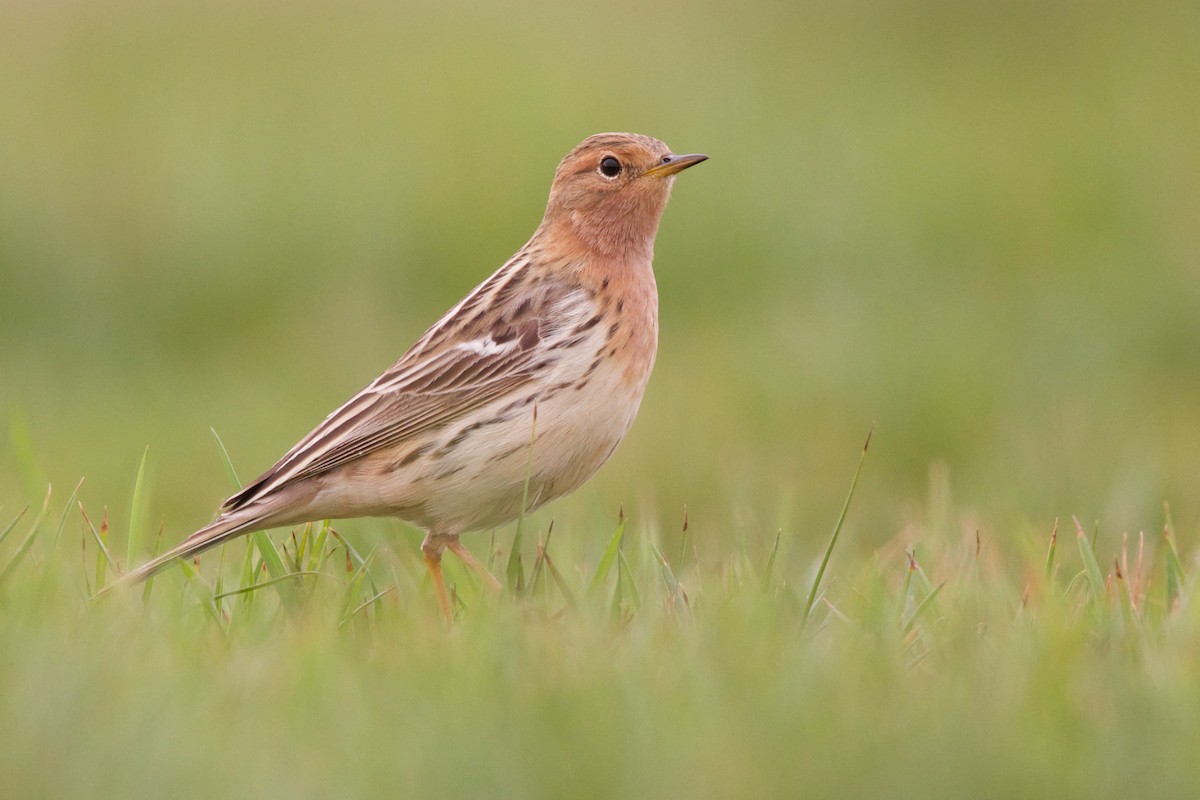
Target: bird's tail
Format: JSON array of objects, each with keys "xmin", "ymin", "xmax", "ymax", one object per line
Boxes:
[{"xmin": 117, "ymin": 512, "xmax": 261, "ymax": 585}]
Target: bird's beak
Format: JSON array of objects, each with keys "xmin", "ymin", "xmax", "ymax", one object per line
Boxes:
[{"xmin": 645, "ymin": 153, "xmax": 709, "ymax": 178}]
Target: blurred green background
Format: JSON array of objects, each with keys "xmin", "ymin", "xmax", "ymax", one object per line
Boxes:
[{"xmin": 2, "ymin": 0, "xmax": 1198, "ymax": 557}]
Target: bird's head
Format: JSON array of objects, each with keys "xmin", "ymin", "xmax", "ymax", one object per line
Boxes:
[{"xmin": 542, "ymin": 132, "xmax": 707, "ymax": 258}]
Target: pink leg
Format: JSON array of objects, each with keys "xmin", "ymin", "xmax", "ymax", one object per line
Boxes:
[
  {"xmin": 420, "ymin": 533, "xmax": 454, "ymax": 622},
  {"xmin": 446, "ymin": 538, "xmax": 503, "ymax": 592}
]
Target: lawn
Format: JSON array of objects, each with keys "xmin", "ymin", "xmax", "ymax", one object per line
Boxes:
[{"xmin": 2, "ymin": 1, "xmax": 1199, "ymax": 796}]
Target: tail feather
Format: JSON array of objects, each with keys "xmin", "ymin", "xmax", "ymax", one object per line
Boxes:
[{"xmin": 118, "ymin": 514, "xmax": 259, "ymax": 585}]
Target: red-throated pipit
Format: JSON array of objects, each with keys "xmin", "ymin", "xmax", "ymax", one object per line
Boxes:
[{"xmin": 122, "ymin": 132, "xmax": 707, "ymax": 618}]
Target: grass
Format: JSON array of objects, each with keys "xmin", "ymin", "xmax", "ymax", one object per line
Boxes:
[
  {"xmin": 4, "ymin": 0, "xmax": 1200, "ymax": 796},
  {"xmin": 3, "ymin": 449, "xmax": 1200, "ymax": 798}
]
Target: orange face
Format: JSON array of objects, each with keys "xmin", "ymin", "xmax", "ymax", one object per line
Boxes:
[{"xmin": 543, "ymin": 133, "xmax": 707, "ymax": 256}]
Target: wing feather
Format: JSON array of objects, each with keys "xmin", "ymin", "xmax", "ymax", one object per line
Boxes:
[{"xmin": 222, "ymin": 338, "xmax": 541, "ymax": 511}]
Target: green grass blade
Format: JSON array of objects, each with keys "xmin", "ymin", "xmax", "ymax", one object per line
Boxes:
[
  {"xmin": 652, "ymin": 544, "xmax": 680, "ymax": 596},
  {"xmin": 251, "ymin": 530, "xmax": 299, "ymax": 610},
  {"xmin": 329, "ymin": 530, "xmax": 378, "ymax": 593},
  {"xmin": 337, "ymin": 550, "xmax": 378, "ymax": 626},
  {"xmin": 286, "ymin": 524, "xmax": 309, "ymax": 572},
  {"xmin": 507, "ymin": 405, "xmax": 538, "ymax": 593},
  {"xmin": 51, "ymin": 477, "xmax": 85, "ymax": 550},
  {"xmin": 1072, "ymin": 516, "xmax": 1107, "ymax": 605},
  {"xmin": 652, "ymin": 544, "xmax": 690, "ymax": 615},
  {"xmin": 308, "ymin": 521, "xmax": 331, "ymax": 572},
  {"xmin": 251, "ymin": 529, "xmax": 289, "ymax": 576},
  {"xmin": 212, "ymin": 427, "xmax": 286, "ymax": 604},
  {"xmin": 588, "ymin": 512, "xmax": 626, "ymax": 599},
  {"xmin": 1163, "ymin": 503, "xmax": 1186, "ymax": 612},
  {"xmin": 529, "ymin": 522, "xmax": 554, "ymax": 596},
  {"xmin": 909, "ymin": 556, "xmax": 944, "ymax": 623},
  {"xmin": 93, "ymin": 512, "xmax": 109, "ymax": 591},
  {"xmin": 505, "ymin": 530, "xmax": 525, "ymax": 594},
  {"xmin": 1113, "ymin": 558, "xmax": 1135, "ymax": 626},
  {"xmin": 176, "ymin": 559, "xmax": 227, "ymax": 633},
  {"xmin": 898, "ymin": 550, "xmax": 917, "ymax": 625},
  {"xmin": 140, "ymin": 520, "xmax": 165, "ymax": 604},
  {"xmin": 126, "ymin": 446, "xmax": 150, "ymax": 568},
  {"xmin": 0, "ymin": 489, "xmax": 50, "ymax": 586},
  {"xmin": 237, "ymin": 539, "xmax": 258, "ymax": 611},
  {"xmin": 539, "ymin": 546, "xmax": 576, "ymax": 609},
  {"xmin": 77, "ymin": 504, "xmax": 115, "ymax": 592},
  {"xmin": 213, "ymin": 542, "xmax": 228, "ymax": 615},
  {"xmin": 617, "ymin": 548, "xmax": 641, "ymax": 615},
  {"xmin": 1062, "ymin": 569, "xmax": 1088, "ymax": 602},
  {"xmin": 0, "ymin": 505, "xmax": 28, "ymax": 549},
  {"xmin": 902, "ymin": 580, "xmax": 947, "ymax": 634},
  {"xmin": 210, "ymin": 428, "xmax": 243, "ymax": 491},
  {"xmin": 339, "ymin": 586, "xmax": 396, "ymax": 629},
  {"xmin": 1044, "ymin": 517, "xmax": 1059, "ymax": 580},
  {"xmin": 803, "ymin": 426, "xmax": 872, "ymax": 627},
  {"xmin": 762, "ymin": 528, "xmax": 782, "ymax": 591},
  {"xmin": 214, "ymin": 571, "xmax": 325, "ymax": 600}
]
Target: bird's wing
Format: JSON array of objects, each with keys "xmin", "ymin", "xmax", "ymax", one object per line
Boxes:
[{"xmin": 221, "ymin": 320, "xmax": 547, "ymax": 511}]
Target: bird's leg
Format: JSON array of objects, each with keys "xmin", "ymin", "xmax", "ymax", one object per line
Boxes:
[
  {"xmin": 422, "ymin": 532, "xmax": 502, "ymax": 621},
  {"xmin": 446, "ymin": 538, "xmax": 503, "ymax": 593},
  {"xmin": 420, "ymin": 532, "xmax": 454, "ymax": 622}
]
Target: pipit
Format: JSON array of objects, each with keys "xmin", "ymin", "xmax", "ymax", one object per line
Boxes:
[{"xmin": 122, "ymin": 132, "xmax": 707, "ymax": 618}]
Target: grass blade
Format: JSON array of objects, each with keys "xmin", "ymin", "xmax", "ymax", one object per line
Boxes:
[
  {"xmin": 337, "ymin": 550, "xmax": 379, "ymax": 626},
  {"xmin": 176, "ymin": 558, "xmax": 227, "ymax": 633},
  {"xmin": 210, "ymin": 428, "xmax": 242, "ymax": 491},
  {"xmin": 308, "ymin": 521, "xmax": 331, "ymax": 572},
  {"xmin": 214, "ymin": 571, "xmax": 326, "ymax": 600},
  {"xmin": 762, "ymin": 528, "xmax": 782, "ymax": 591},
  {"xmin": 238, "ymin": 537, "xmax": 257, "ymax": 608},
  {"xmin": 909, "ymin": 554, "xmax": 944, "ymax": 623},
  {"xmin": 0, "ymin": 506, "xmax": 28, "ymax": 549},
  {"xmin": 529, "ymin": 521, "xmax": 554, "ymax": 596},
  {"xmin": 803, "ymin": 426, "xmax": 872, "ymax": 627},
  {"xmin": 1163, "ymin": 502, "xmax": 1186, "ymax": 612},
  {"xmin": 126, "ymin": 446, "xmax": 150, "ymax": 569},
  {"xmin": 1072, "ymin": 516, "xmax": 1107, "ymax": 606},
  {"xmin": 617, "ymin": 548, "xmax": 641, "ymax": 615},
  {"xmin": 507, "ymin": 405, "xmax": 538, "ymax": 593},
  {"xmin": 1044, "ymin": 517, "xmax": 1059, "ymax": 580},
  {"xmin": 588, "ymin": 511, "xmax": 626, "ymax": 599},
  {"xmin": 211, "ymin": 427, "xmax": 292, "ymax": 605},
  {"xmin": 140, "ymin": 520, "xmax": 165, "ymax": 604},
  {"xmin": 902, "ymin": 580, "xmax": 947, "ymax": 634},
  {"xmin": 251, "ymin": 530, "xmax": 298, "ymax": 609},
  {"xmin": 78, "ymin": 503, "xmax": 115, "ymax": 592},
  {"xmin": 339, "ymin": 585, "xmax": 396, "ymax": 629},
  {"xmin": 1113, "ymin": 558, "xmax": 1135, "ymax": 626},
  {"xmin": 0, "ymin": 488, "xmax": 50, "ymax": 586},
  {"xmin": 52, "ymin": 477, "xmax": 85, "ymax": 550},
  {"xmin": 898, "ymin": 549, "xmax": 917, "ymax": 625},
  {"xmin": 326, "ymin": 530, "xmax": 380, "ymax": 601},
  {"xmin": 652, "ymin": 544, "xmax": 690, "ymax": 615},
  {"xmin": 538, "ymin": 545, "xmax": 577, "ymax": 609}
]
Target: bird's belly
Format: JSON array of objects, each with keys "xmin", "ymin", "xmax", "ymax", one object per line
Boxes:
[{"xmin": 410, "ymin": 357, "xmax": 649, "ymax": 533}]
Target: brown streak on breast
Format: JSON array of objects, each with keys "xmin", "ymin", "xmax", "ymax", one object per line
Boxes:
[{"xmin": 570, "ymin": 237, "xmax": 659, "ymax": 389}]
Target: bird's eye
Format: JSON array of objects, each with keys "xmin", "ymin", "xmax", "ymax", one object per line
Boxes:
[{"xmin": 598, "ymin": 156, "xmax": 622, "ymax": 178}]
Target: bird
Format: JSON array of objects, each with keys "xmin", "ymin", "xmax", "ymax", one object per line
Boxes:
[{"xmin": 120, "ymin": 132, "xmax": 707, "ymax": 618}]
